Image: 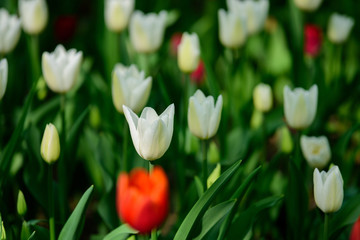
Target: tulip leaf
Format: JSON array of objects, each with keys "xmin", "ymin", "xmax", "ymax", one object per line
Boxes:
[
  {"xmin": 202, "ymin": 58, "xmax": 220, "ymax": 96},
  {"xmin": 329, "ymin": 193, "xmax": 360, "ymax": 239},
  {"xmin": 58, "ymin": 185, "xmax": 94, "ymax": 240},
  {"xmin": 194, "ymin": 176, "xmax": 204, "ymax": 198},
  {"xmin": 217, "ymin": 166, "xmax": 262, "ymax": 240},
  {"xmin": 66, "ymin": 106, "xmax": 90, "ymax": 149},
  {"xmin": 226, "ymin": 195, "xmax": 283, "ymax": 239},
  {"xmin": 103, "ymin": 224, "xmax": 138, "ymax": 240},
  {"xmin": 0, "ymin": 79, "xmax": 37, "ymax": 185},
  {"xmin": 173, "ymin": 160, "xmax": 242, "ymax": 240},
  {"xmin": 193, "ymin": 200, "xmax": 236, "ymax": 240},
  {"xmin": 27, "ymin": 231, "xmax": 36, "ymax": 240}
]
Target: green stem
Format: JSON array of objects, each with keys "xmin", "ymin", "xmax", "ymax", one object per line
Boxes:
[
  {"xmin": 118, "ymin": 32, "xmax": 129, "ymax": 65},
  {"xmin": 294, "ymin": 131, "xmax": 301, "ymax": 169},
  {"xmin": 122, "ymin": 119, "xmax": 128, "ymax": 172},
  {"xmin": 58, "ymin": 94, "xmax": 67, "ymax": 222},
  {"xmin": 29, "ymin": 35, "xmax": 40, "ymax": 83},
  {"xmin": 324, "ymin": 213, "xmax": 329, "ymax": 240},
  {"xmin": 262, "ymin": 112, "xmax": 267, "ymax": 162},
  {"xmin": 151, "ymin": 229, "xmax": 157, "ymax": 240},
  {"xmin": 148, "ymin": 161, "xmax": 154, "ymax": 173},
  {"xmin": 202, "ymin": 140, "xmax": 208, "ymax": 191},
  {"xmin": 48, "ymin": 164, "xmax": 55, "ymax": 240}
]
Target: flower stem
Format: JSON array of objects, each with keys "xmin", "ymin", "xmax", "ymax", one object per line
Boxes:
[
  {"xmin": 122, "ymin": 119, "xmax": 128, "ymax": 172},
  {"xmin": 324, "ymin": 213, "xmax": 329, "ymax": 240},
  {"xmin": 148, "ymin": 161, "xmax": 154, "ymax": 174},
  {"xmin": 48, "ymin": 164, "xmax": 56, "ymax": 240},
  {"xmin": 151, "ymin": 229, "xmax": 157, "ymax": 240},
  {"xmin": 202, "ymin": 140, "xmax": 208, "ymax": 191},
  {"xmin": 29, "ymin": 35, "xmax": 40, "ymax": 83},
  {"xmin": 58, "ymin": 94, "xmax": 67, "ymax": 222}
]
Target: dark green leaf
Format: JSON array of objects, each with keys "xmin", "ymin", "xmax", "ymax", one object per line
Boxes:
[
  {"xmin": 173, "ymin": 160, "xmax": 242, "ymax": 240},
  {"xmin": 58, "ymin": 185, "xmax": 94, "ymax": 240}
]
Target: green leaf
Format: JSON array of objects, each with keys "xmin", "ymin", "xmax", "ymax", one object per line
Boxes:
[
  {"xmin": 27, "ymin": 231, "xmax": 36, "ymax": 240},
  {"xmin": 329, "ymin": 193, "xmax": 360, "ymax": 239},
  {"xmin": 227, "ymin": 195, "xmax": 284, "ymax": 239},
  {"xmin": 194, "ymin": 176, "xmax": 204, "ymax": 198},
  {"xmin": 193, "ymin": 200, "xmax": 236, "ymax": 240},
  {"xmin": 66, "ymin": 106, "xmax": 90, "ymax": 149},
  {"xmin": 103, "ymin": 224, "xmax": 138, "ymax": 240},
  {"xmin": 218, "ymin": 166, "xmax": 262, "ymax": 240},
  {"xmin": 203, "ymin": 58, "xmax": 220, "ymax": 96},
  {"xmin": 58, "ymin": 185, "xmax": 94, "ymax": 240},
  {"xmin": 173, "ymin": 160, "xmax": 242, "ymax": 240}
]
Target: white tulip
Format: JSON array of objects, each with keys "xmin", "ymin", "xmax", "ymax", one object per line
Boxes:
[
  {"xmin": 253, "ymin": 83, "xmax": 273, "ymax": 112},
  {"xmin": 313, "ymin": 166, "xmax": 343, "ymax": 213},
  {"xmin": 293, "ymin": 0, "xmax": 322, "ymax": 12},
  {"xmin": 283, "ymin": 85, "xmax": 318, "ymax": 129},
  {"xmin": 104, "ymin": 0, "xmax": 134, "ymax": 32},
  {"xmin": 0, "ymin": 9, "xmax": 21, "ymax": 54},
  {"xmin": 18, "ymin": 0, "xmax": 48, "ymax": 35},
  {"xmin": 0, "ymin": 59, "xmax": 8, "ymax": 100},
  {"xmin": 178, "ymin": 32, "xmax": 200, "ymax": 73},
  {"xmin": 218, "ymin": 9, "xmax": 247, "ymax": 48},
  {"xmin": 112, "ymin": 64, "xmax": 152, "ymax": 114},
  {"xmin": 327, "ymin": 13, "xmax": 354, "ymax": 44},
  {"xmin": 41, "ymin": 123, "xmax": 60, "ymax": 164},
  {"xmin": 123, "ymin": 104, "xmax": 175, "ymax": 161},
  {"xmin": 301, "ymin": 135, "xmax": 331, "ymax": 169},
  {"xmin": 129, "ymin": 10, "xmax": 167, "ymax": 53},
  {"xmin": 42, "ymin": 45, "xmax": 83, "ymax": 93},
  {"xmin": 188, "ymin": 90, "xmax": 223, "ymax": 140},
  {"xmin": 227, "ymin": 0, "xmax": 269, "ymax": 35}
]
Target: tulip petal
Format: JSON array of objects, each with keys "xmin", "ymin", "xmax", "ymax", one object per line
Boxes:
[
  {"xmin": 208, "ymin": 95, "xmax": 223, "ymax": 138},
  {"xmin": 123, "ymin": 105, "xmax": 140, "ymax": 155}
]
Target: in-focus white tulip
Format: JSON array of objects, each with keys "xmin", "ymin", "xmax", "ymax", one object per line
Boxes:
[
  {"xmin": 178, "ymin": 32, "xmax": 200, "ymax": 73},
  {"xmin": 112, "ymin": 64, "xmax": 152, "ymax": 114},
  {"xmin": 41, "ymin": 123, "xmax": 60, "ymax": 164},
  {"xmin": 123, "ymin": 104, "xmax": 175, "ymax": 161},
  {"xmin": 253, "ymin": 83, "xmax": 273, "ymax": 112},
  {"xmin": 42, "ymin": 45, "xmax": 83, "ymax": 93},
  {"xmin": 104, "ymin": 0, "xmax": 134, "ymax": 32},
  {"xmin": 283, "ymin": 85, "xmax": 318, "ymax": 129},
  {"xmin": 188, "ymin": 90, "xmax": 223, "ymax": 140},
  {"xmin": 327, "ymin": 13, "xmax": 354, "ymax": 44},
  {"xmin": 0, "ymin": 9, "xmax": 21, "ymax": 54},
  {"xmin": 0, "ymin": 59, "xmax": 8, "ymax": 100},
  {"xmin": 293, "ymin": 0, "xmax": 322, "ymax": 12},
  {"xmin": 18, "ymin": 0, "xmax": 48, "ymax": 35},
  {"xmin": 301, "ymin": 135, "xmax": 331, "ymax": 169},
  {"xmin": 218, "ymin": 9, "xmax": 247, "ymax": 48},
  {"xmin": 129, "ymin": 10, "xmax": 167, "ymax": 53},
  {"xmin": 313, "ymin": 166, "xmax": 343, "ymax": 213},
  {"xmin": 227, "ymin": 0, "xmax": 269, "ymax": 35}
]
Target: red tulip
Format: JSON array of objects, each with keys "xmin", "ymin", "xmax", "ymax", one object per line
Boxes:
[
  {"xmin": 54, "ymin": 15, "xmax": 77, "ymax": 43},
  {"xmin": 304, "ymin": 24, "xmax": 322, "ymax": 57},
  {"xmin": 350, "ymin": 217, "xmax": 360, "ymax": 240},
  {"xmin": 190, "ymin": 60, "xmax": 205, "ymax": 85},
  {"xmin": 170, "ymin": 32, "xmax": 182, "ymax": 56},
  {"xmin": 116, "ymin": 166, "xmax": 169, "ymax": 234}
]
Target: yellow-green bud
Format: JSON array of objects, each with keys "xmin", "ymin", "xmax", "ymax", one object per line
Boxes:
[
  {"xmin": 208, "ymin": 141, "xmax": 220, "ymax": 164},
  {"xmin": 207, "ymin": 164, "xmax": 221, "ymax": 188},
  {"xmin": 17, "ymin": 190, "xmax": 27, "ymax": 216},
  {"xmin": 40, "ymin": 123, "xmax": 60, "ymax": 164},
  {"xmin": 0, "ymin": 221, "xmax": 5, "ymax": 240}
]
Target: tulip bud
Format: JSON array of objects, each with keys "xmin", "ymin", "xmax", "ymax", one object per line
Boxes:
[
  {"xmin": 313, "ymin": 166, "xmax": 343, "ymax": 213},
  {"xmin": 116, "ymin": 166, "xmax": 169, "ymax": 234},
  {"xmin": 350, "ymin": 217, "xmax": 360, "ymax": 240},
  {"xmin": 129, "ymin": 11, "xmax": 167, "ymax": 53},
  {"xmin": 207, "ymin": 164, "xmax": 221, "ymax": 188},
  {"xmin": 327, "ymin": 13, "xmax": 354, "ymax": 44},
  {"xmin": 112, "ymin": 64, "xmax": 152, "ymax": 114},
  {"xmin": 304, "ymin": 24, "xmax": 322, "ymax": 57},
  {"xmin": 0, "ymin": 9, "xmax": 21, "ymax": 55},
  {"xmin": 123, "ymin": 104, "xmax": 174, "ymax": 161},
  {"xmin": 0, "ymin": 59, "xmax": 8, "ymax": 100},
  {"xmin": 178, "ymin": 32, "xmax": 200, "ymax": 73},
  {"xmin": 208, "ymin": 141, "xmax": 220, "ymax": 164},
  {"xmin": 42, "ymin": 44, "xmax": 83, "ymax": 93},
  {"xmin": 188, "ymin": 89, "xmax": 223, "ymax": 140},
  {"xmin": 277, "ymin": 126, "xmax": 293, "ymax": 154},
  {"xmin": 40, "ymin": 123, "xmax": 60, "ymax": 164},
  {"xmin": 253, "ymin": 83, "xmax": 273, "ymax": 112},
  {"xmin": 300, "ymin": 135, "xmax": 331, "ymax": 169},
  {"xmin": 293, "ymin": 0, "xmax": 323, "ymax": 12},
  {"xmin": 104, "ymin": 0, "xmax": 134, "ymax": 32},
  {"xmin": 283, "ymin": 84, "xmax": 318, "ymax": 129},
  {"xmin": 17, "ymin": 190, "xmax": 27, "ymax": 216},
  {"xmin": 227, "ymin": 0, "xmax": 269, "ymax": 35},
  {"xmin": 218, "ymin": 9, "xmax": 247, "ymax": 49},
  {"xmin": 18, "ymin": 0, "xmax": 48, "ymax": 35}
]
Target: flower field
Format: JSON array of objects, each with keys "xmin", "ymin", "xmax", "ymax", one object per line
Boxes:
[{"xmin": 0, "ymin": 0, "xmax": 360, "ymax": 239}]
